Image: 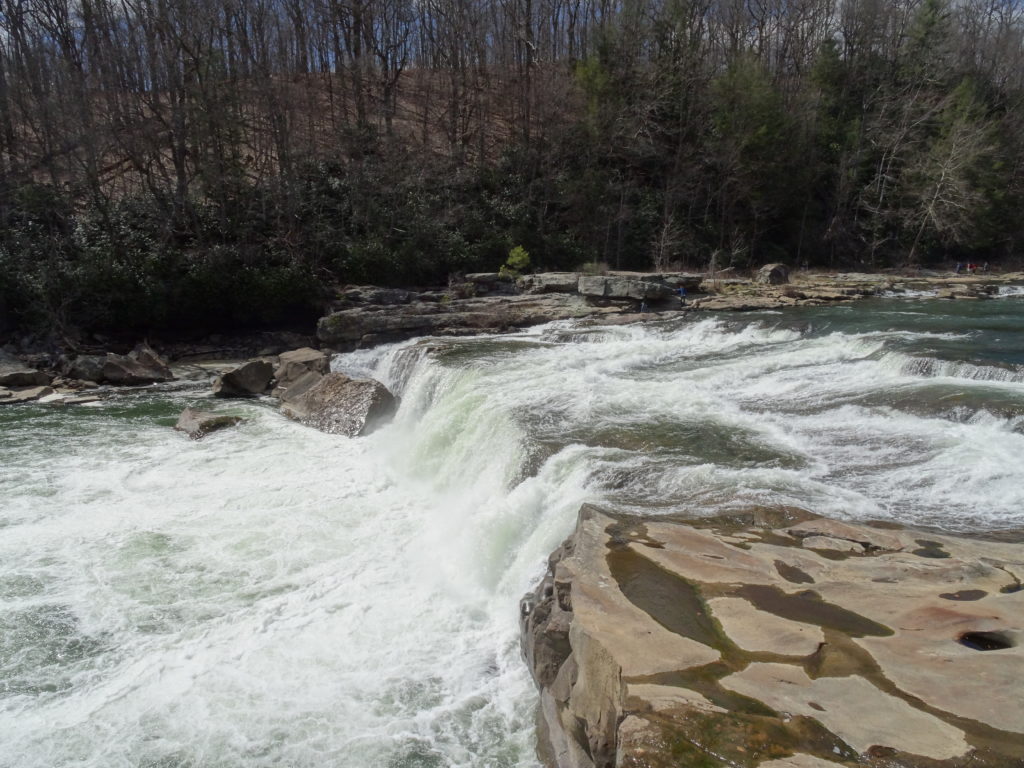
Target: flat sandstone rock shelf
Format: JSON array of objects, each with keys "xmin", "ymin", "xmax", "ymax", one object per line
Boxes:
[{"xmin": 520, "ymin": 506, "xmax": 1024, "ymax": 768}]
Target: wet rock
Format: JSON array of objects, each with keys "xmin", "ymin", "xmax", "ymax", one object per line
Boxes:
[
  {"xmin": 280, "ymin": 372, "xmax": 397, "ymax": 437},
  {"xmin": 523, "ymin": 506, "xmax": 1024, "ymax": 767},
  {"xmin": 276, "ymin": 369, "xmax": 323, "ymax": 402},
  {"xmin": 756, "ymin": 263, "xmax": 790, "ymax": 284},
  {"xmin": 0, "ymin": 350, "xmax": 50, "ymax": 387},
  {"xmin": 212, "ymin": 360, "xmax": 274, "ymax": 397},
  {"xmin": 174, "ymin": 407, "xmax": 243, "ymax": 439},
  {"xmin": 272, "ymin": 348, "xmax": 330, "ymax": 397},
  {"xmin": 102, "ymin": 343, "xmax": 174, "ymax": 385},
  {"xmin": 36, "ymin": 392, "xmax": 103, "ymax": 406},
  {"xmin": 61, "ymin": 395, "xmax": 102, "ymax": 406},
  {"xmin": 0, "ymin": 385, "xmax": 54, "ymax": 405}
]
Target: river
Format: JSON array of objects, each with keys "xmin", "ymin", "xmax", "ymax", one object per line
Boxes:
[{"xmin": 2, "ymin": 290, "xmax": 1024, "ymax": 767}]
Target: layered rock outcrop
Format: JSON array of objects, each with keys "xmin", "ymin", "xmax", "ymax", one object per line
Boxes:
[
  {"xmin": 577, "ymin": 276, "xmax": 677, "ymax": 301},
  {"xmin": 317, "ymin": 293, "xmax": 611, "ymax": 349},
  {"xmin": 522, "ymin": 505, "xmax": 1024, "ymax": 768},
  {"xmin": 314, "ymin": 270, "xmax": 1024, "ymax": 350}
]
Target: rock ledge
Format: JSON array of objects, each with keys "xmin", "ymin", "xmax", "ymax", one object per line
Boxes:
[{"xmin": 521, "ymin": 505, "xmax": 1024, "ymax": 768}]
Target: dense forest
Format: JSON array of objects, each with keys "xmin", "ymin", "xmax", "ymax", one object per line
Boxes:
[{"xmin": 1, "ymin": 0, "xmax": 1023, "ymax": 336}]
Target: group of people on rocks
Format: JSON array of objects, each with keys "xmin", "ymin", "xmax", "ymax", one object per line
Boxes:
[{"xmin": 955, "ymin": 262, "xmax": 989, "ymax": 274}]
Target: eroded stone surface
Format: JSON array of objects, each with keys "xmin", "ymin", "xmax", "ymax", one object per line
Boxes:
[
  {"xmin": 521, "ymin": 505, "xmax": 1024, "ymax": 767},
  {"xmin": 720, "ymin": 662, "xmax": 970, "ymax": 760},
  {"xmin": 707, "ymin": 597, "xmax": 824, "ymax": 656},
  {"xmin": 784, "ymin": 518, "xmax": 904, "ymax": 552}
]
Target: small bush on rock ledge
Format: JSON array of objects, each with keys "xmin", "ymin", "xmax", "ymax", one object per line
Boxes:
[{"xmin": 499, "ymin": 246, "xmax": 531, "ymax": 280}]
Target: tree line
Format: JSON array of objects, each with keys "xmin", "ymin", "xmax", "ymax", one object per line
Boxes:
[{"xmin": 1, "ymin": 0, "xmax": 1022, "ymax": 336}]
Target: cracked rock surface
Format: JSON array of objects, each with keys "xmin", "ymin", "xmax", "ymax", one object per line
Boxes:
[{"xmin": 521, "ymin": 505, "xmax": 1024, "ymax": 768}]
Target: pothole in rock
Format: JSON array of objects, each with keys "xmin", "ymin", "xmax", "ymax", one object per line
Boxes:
[
  {"xmin": 939, "ymin": 589, "xmax": 987, "ymax": 601},
  {"xmin": 958, "ymin": 631, "xmax": 1015, "ymax": 651},
  {"xmin": 911, "ymin": 539, "xmax": 950, "ymax": 559}
]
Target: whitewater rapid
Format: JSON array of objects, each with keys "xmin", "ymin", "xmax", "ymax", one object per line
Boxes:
[{"xmin": 2, "ymin": 296, "xmax": 1024, "ymax": 767}]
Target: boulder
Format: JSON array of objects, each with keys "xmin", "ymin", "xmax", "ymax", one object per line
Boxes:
[
  {"xmin": 102, "ymin": 343, "xmax": 174, "ymax": 385},
  {"xmin": 280, "ymin": 372, "xmax": 397, "ymax": 437},
  {"xmin": 0, "ymin": 350, "xmax": 50, "ymax": 387},
  {"xmin": 756, "ymin": 262, "xmax": 790, "ymax": 284},
  {"xmin": 61, "ymin": 395, "xmax": 102, "ymax": 406},
  {"xmin": 174, "ymin": 407, "xmax": 242, "ymax": 439},
  {"xmin": 68, "ymin": 355, "xmax": 107, "ymax": 383},
  {"xmin": 0, "ymin": 385, "xmax": 54, "ymax": 405},
  {"xmin": 518, "ymin": 272, "xmax": 582, "ymax": 294},
  {"xmin": 273, "ymin": 348, "xmax": 330, "ymax": 397},
  {"xmin": 212, "ymin": 360, "xmax": 274, "ymax": 397},
  {"xmin": 131, "ymin": 342, "xmax": 173, "ymax": 377},
  {"xmin": 577, "ymin": 276, "xmax": 676, "ymax": 301},
  {"xmin": 275, "ymin": 369, "xmax": 323, "ymax": 401}
]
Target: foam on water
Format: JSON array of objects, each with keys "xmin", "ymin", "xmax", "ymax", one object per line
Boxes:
[
  {"xmin": 3, "ymin": 299, "xmax": 1024, "ymax": 767},
  {"xmin": 0, "ymin": 393, "xmax": 580, "ymax": 767}
]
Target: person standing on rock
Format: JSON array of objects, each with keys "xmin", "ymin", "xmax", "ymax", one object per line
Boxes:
[{"xmin": 678, "ymin": 286, "xmax": 687, "ymax": 306}]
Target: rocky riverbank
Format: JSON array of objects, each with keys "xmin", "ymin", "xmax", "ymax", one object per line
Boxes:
[
  {"xmin": 520, "ymin": 505, "xmax": 1024, "ymax": 768},
  {"xmin": 315, "ymin": 268, "xmax": 1024, "ymax": 351},
  {"xmin": 3, "ymin": 265, "xmax": 1022, "ymax": 413}
]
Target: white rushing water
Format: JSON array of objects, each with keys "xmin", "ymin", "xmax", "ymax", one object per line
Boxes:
[{"xmin": 2, "ymin": 306, "xmax": 1024, "ymax": 767}]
